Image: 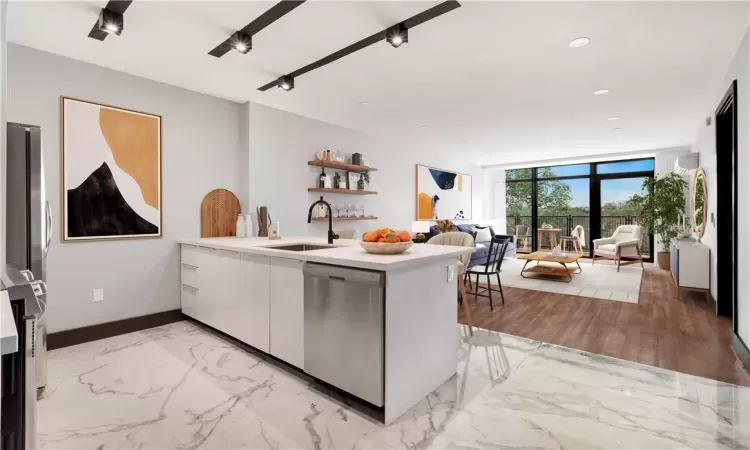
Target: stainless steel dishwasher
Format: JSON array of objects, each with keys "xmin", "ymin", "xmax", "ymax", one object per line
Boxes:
[{"xmin": 303, "ymin": 263, "xmax": 385, "ymax": 407}]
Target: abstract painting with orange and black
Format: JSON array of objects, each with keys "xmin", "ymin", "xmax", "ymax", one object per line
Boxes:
[{"xmin": 61, "ymin": 97, "xmax": 161, "ymax": 240}]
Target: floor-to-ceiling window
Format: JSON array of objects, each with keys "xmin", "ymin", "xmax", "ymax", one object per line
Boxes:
[{"xmin": 505, "ymin": 158, "xmax": 654, "ymax": 260}]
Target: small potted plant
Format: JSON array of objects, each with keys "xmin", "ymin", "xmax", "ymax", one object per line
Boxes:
[
  {"xmin": 357, "ymin": 172, "xmax": 370, "ymax": 190},
  {"xmin": 627, "ymin": 172, "xmax": 687, "ymax": 270}
]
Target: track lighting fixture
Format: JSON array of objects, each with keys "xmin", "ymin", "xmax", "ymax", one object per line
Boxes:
[
  {"xmin": 97, "ymin": 8, "xmax": 124, "ymax": 36},
  {"xmin": 230, "ymin": 32, "xmax": 252, "ymax": 54},
  {"xmin": 386, "ymin": 23, "xmax": 408, "ymax": 48},
  {"xmin": 278, "ymin": 76, "xmax": 294, "ymax": 91}
]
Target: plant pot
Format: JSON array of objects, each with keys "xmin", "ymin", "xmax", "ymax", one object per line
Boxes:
[{"xmin": 656, "ymin": 251, "xmax": 671, "ymax": 270}]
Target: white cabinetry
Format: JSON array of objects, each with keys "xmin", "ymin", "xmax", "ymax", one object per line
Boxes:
[
  {"xmin": 269, "ymin": 257, "xmax": 305, "ymax": 369},
  {"xmin": 670, "ymin": 239, "xmax": 710, "ymax": 291},
  {"xmin": 238, "ymin": 253, "xmax": 271, "ymax": 352},
  {"xmin": 180, "ymin": 246, "xmax": 303, "ymax": 367}
]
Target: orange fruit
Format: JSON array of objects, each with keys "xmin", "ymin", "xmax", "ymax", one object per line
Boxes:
[
  {"xmin": 363, "ymin": 231, "xmax": 379, "ymax": 242},
  {"xmin": 397, "ymin": 231, "xmax": 412, "ymax": 242}
]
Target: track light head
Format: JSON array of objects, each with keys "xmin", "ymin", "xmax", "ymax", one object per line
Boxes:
[
  {"xmin": 97, "ymin": 8, "xmax": 123, "ymax": 36},
  {"xmin": 278, "ymin": 76, "xmax": 294, "ymax": 91},
  {"xmin": 386, "ymin": 23, "xmax": 408, "ymax": 48},
  {"xmin": 230, "ymin": 32, "xmax": 252, "ymax": 54}
]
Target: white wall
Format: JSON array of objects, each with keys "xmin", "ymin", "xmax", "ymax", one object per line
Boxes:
[
  {"xmin": 691, "ymin": 29, "xmax": 750, "ymax": 344},
  {"xmin": 7, "ymin": 44, "xmax": 245, "ymax": 333},
  {"xmin": 0, "ymin": 1, "xmax": 7, "ymax": 267},
  {"xmin": 246, "ymin": 102, "xmax": 484, "ymax": 237}
]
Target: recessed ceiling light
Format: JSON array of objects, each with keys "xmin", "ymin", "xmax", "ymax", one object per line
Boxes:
[
  {"xmin": 359, "ymin": 101, "xmax": 369, "ymax": 106},
  {"xmin": 568, "ymin": 37, "xmax": 590, "ymax": 48},
  {"xmin": 386, "ymin": 23, "xmax": 408, "ymax": 48},
  {"xmin": 594, "ymin": 89, "xmax": 610, "ymax": 95},
  {"xmin": 420, "ymin": 125, "xmax": 429, "ymax": 129},
  {"xmin": 608, "ymin": 117, "xmax": 620, "ymax": 121},
  {"xmin": 277, "ymin": 76, "xmax": 294, "ymax": 91},
  {"xmin": 614, "ymin": 127, "xmax": 622, "ymax": 131}
]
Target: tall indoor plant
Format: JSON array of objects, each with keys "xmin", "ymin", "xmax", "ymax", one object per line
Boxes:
[{"xmin": 627, "ymin": 172, "xmax": 687, "ymax": 270}]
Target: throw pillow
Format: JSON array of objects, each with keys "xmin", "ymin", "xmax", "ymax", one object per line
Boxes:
[{"xmin": 473, "ymin": 227, "xmax": 493, "ymax": 243}]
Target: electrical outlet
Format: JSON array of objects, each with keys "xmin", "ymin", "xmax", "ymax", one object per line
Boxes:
[
  {"xmin": 93, "ymin": 288, "xmax": 104, "ymax": 302},
  {"xmin": 447, "ymin": 265, "xmax": 456, "ymax": 282}
]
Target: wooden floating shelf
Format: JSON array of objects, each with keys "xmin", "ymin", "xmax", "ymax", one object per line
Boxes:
[
  {"xmin": 311, "ymin": 216, "xmax": 378, "ymax": 221},
  {"xmin": 308, "ymin": 160, "xmax": 378, "ymax": 172},
  {"xmin": 308, "ymin": 188, "xmax": 377, "ymax": 195}
]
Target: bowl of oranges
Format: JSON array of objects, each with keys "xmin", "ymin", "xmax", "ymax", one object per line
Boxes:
[{"xmin": 359, "ymin": 228, "xmax": 413, "ymax": 254}]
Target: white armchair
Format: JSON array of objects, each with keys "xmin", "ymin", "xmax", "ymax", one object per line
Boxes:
[{"xmin": 592, "ymin": 225, "xmax": 645, "ymax": 271}]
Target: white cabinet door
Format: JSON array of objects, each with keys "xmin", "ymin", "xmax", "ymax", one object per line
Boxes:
[
  {"xmin": 238, "ymin": 253, "xmax": 270, "ymax": 352},
  {"xmin": 209, "ymin": 249, "xmax": 242, "ymax": 334},
  {"xmin": 269, "ymin": 257, "xmax": 305, "ymax": 368}
]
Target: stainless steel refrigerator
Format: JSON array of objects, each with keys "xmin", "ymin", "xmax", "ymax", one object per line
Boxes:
[{"xmin": 6, "ymin": 122, "xmax": 50, "ymax": 390}]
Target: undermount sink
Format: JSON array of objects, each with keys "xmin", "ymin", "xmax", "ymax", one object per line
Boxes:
[{"xmin": 265, "ymin": 243, "xmax": 340, "ymax": 252}]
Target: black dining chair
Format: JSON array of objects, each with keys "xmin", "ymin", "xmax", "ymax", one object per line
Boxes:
[{"xmin": 466, "ymin": 237, "xmax": 510, "ymax": 311}]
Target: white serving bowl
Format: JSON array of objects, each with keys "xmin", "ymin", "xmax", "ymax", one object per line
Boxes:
[{"xmin": 358, "ymin": 241, "xmax": 413, "ymax": 255}]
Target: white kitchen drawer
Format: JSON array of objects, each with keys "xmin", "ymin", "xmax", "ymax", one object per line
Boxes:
[
  {"xmin": 181, "ymin": 263, "xmax": 200, "ymax": 289},
  {"xmin": 181, "ymin": 244, "xmax": 202, "ymax": 267},
  {"xmin": 181, "ymin": 283, "xmax": 199, "ymax": 319}
]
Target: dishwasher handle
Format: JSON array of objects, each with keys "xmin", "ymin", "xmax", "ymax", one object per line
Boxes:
[{"xmin": 303, "ymin": 263, "xmax": 385, "ymax": 287}]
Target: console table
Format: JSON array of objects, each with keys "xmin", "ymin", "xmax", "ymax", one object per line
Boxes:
[{"xmin": 670, "ymin": 239, "xmax": 710, "ymax": 292}]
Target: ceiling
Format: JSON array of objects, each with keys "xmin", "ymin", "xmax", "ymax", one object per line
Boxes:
[{"xmin": 7, "ymin": 1, "xmax": 749, "ymax": 166}]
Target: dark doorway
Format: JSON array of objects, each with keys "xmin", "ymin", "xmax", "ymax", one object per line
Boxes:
[{"xmin": 715, "ymin": 80, "xmax": 738, "ymax": 322}]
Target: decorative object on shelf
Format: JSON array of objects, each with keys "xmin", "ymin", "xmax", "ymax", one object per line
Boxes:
[
  {"xmin": 61, "ymin": 96, "xmax": 162, "ymax": 240},
  {"xmin": 693, "ymin": 169, "xmax": 707, "ymax": 238},
  {"xmin": 235, "ymin": 213, "xmax": 246, "ymax": 238},
  {"xmin": 333, "ymin": 172, "xmax": 342, "ymax": 189},
  {"xmin": 355, "ymin": 172, "xmax": 370, "ymax": 191},
  {"xmin": 325, "ymin": 149, "xmax": 331, "ymax": 160},
  {"xmin": 435, "ymin": 219, "xmax": 457, "ymax": 233},
  {"xmin": 269, "ymin": 221, "xmax": 281, "ymax": 240},
  {"xmin": 412, "ymin": 221, "xmax": 430, "ymax": 240},
  {"xmin": 316, "ymin": 149, "xmax": 328, "ymax": 160},
  {"xmin": 627, "ymin": 172, "xmax": 687, "ymax": 270},
  {"xmin": 347, "ymin": 172, "xmax": 359, "ymax": 190},
  {"xmin": 334, "ymin": 150, "xmax": 345, "ymax": 163},
  {"xmin": 200, "ymin": 189, "xmax": 241, "ymax": 238},
  {"xmin": 257, "ymin": 206, "xmax": 269, "ymax": 237},
  {"xmin": 318, "ymin": 167, "xmax": 328, "ymax": 188},
  {"xmin": 416, "ymin": 164, "xmax": 472, "ymax": 220},
  {"xmin": 352, "ymin": 153, "xmax": 363, "ymax": 165}
]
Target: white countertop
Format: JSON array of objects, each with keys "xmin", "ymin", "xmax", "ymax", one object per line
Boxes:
[
  {"xmin": 1, "ymin": 290, "xmax": 19, "ymax": 355},
  {"xmin": 178, "ymin": 236, "xmax": 475, "ymax": 271}
]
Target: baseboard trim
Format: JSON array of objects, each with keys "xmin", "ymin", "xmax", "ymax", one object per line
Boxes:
[
  {"xmin": 733, "ymin": 334, "xmax": 750, "ymax": 374},
  {"xmin": 706, "ymin": 292, "xmax": 717, "ymax": 309},
  {"xmin": 48, "ymin": 309, "xmax": 186, "ymax": 350}
]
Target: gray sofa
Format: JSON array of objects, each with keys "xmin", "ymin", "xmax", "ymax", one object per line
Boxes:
[{"xmin": 427, "ymin": 224, "xmax": 516, "ymax": 269}]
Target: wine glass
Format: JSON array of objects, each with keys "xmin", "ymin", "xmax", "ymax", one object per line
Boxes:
[
  {"xmin": 347, "ymin": 204, "xmax": 356, "ymax": 218},
  {"xmin": 332, "ymin": 204, "xmax": 340, "ymax": 218},
  {"xmin": 358, "ymin": 204, "xmax": 365, "ymax": 217}
]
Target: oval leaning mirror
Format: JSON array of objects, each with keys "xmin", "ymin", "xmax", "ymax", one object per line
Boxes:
[{"xmin": 693, "ymin": 169, "xmax": 707, "ymax": 237}]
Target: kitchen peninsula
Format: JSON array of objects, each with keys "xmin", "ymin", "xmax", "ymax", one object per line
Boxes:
[{"xmin": 177, "ymin": 236, "xmax": 474, "ymax": 425}]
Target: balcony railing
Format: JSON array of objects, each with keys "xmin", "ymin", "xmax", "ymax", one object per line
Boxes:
[{"xmin": 506, "ymin": 215, "xmax": 650, "ymax": 256}]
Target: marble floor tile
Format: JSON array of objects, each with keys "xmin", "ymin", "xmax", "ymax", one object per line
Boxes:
[{"xmin": 38, "ymin": 321, "xmax": 750, "ymax": 450}]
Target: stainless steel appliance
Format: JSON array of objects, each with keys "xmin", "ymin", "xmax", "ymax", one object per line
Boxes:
[
  {"xmin": 1, "ymin": 264, "xmax": 46, "ymax": 450},
  {"xmin": 6, "ymin": 123, "xmax": 50, "ymax": 389},
  {"xmin": 303, "ymin": 263, "xmax": 384, "ymax": 406}
]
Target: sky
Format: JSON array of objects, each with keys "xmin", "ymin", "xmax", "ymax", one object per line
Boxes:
[{"xmin": 544, "ymin": 160, "xmax": 654, "ymax": 207}]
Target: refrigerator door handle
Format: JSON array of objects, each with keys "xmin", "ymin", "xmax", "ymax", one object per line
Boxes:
[{"xmin": 45, "ymin": 200, "xmax": 52, "ymax": 255}]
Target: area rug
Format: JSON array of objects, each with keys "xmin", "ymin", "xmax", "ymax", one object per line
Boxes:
[{"xmin": 479, "ymin": 257, "xmax": 645, "ymax": 303}]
